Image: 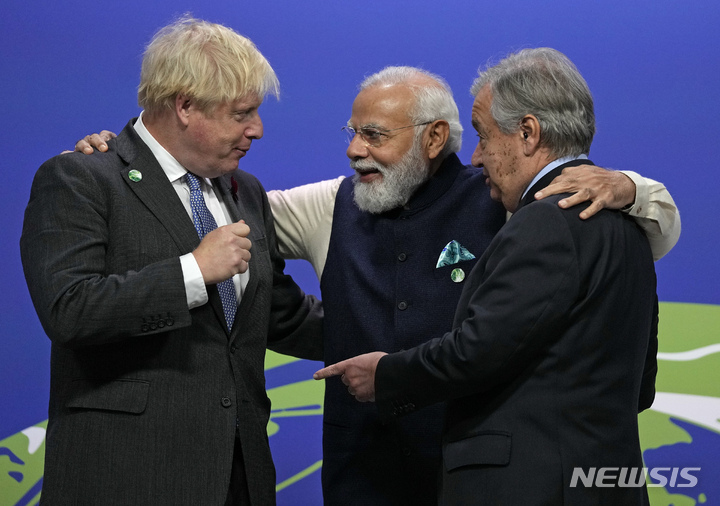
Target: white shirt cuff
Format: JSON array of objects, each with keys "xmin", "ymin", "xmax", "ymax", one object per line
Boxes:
[{"xmin": 180, "ymin": 253, "xmax": 208, "ymax": 308}]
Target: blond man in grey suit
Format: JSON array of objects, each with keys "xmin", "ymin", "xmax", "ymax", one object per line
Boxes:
[{"xmin": 20, "ymin": 17, "xmax": 322, "ymax": 505}]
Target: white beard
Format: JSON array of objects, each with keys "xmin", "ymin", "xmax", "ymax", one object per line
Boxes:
[{"xmin": 350, "ymin": 139, "xmax": 431, "ymax": 214}]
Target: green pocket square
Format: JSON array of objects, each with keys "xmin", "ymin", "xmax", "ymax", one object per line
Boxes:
[{"xmin": 436, "ymin": 240, "xmax": 476, "ymax": 268}]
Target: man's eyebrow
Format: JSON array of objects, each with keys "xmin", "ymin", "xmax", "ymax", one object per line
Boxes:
[{"xmin": 233, "ymin": 106, "xmax": 255, "ymax": 114}]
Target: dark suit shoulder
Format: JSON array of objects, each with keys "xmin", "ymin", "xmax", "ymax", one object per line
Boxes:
[
  {"xmin": 29, "ymin": 149, "xmax": 125, "ymax": 220},
  {"xmin": 512, "ymin": 193, "xmax": 652, "ymax": 276},
  {"xmin": 37, "ymin": 147, "xmax": 123, "ymax": 179},
  {"xmin": 516, "ymin": 192, "xmax": 618, "ymax": 231},
  {"xmin": 500, "ymin": 197, "xmax": 575, "ymax": 244}
]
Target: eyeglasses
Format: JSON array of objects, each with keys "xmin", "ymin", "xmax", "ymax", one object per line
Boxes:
[{"xmin": 341, "ymin": 121, "xmax": 433, "ymax": 147}]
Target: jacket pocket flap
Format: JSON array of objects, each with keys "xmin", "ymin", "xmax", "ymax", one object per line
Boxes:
[
  {"xmin": 443, "ymin": 431, "xmax": 511, "ymax": 471},
  {"xmin": 66, "ymin": 379, "xmax": 150, "ymax": 414}
]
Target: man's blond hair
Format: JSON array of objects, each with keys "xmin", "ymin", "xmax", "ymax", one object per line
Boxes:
[{"xmin": 138, "ymin": 16, "xmax": 279, "ymax": 115}]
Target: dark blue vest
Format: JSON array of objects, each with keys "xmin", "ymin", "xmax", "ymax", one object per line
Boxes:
[{"xmin": 319, "ymin": 153, "xmax": 506, "ymax": 505}]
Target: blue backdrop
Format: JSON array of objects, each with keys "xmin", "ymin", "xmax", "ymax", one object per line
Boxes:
[{"xmin": 2, "ymin": 1, "xmax": 718, "ymax": 504}]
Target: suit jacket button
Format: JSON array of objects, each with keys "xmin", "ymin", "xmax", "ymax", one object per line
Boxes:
[
  {"xmin": 398, "ymin": 301, "xmax": 408, "ymax": 310},
  {"xmin": 141, "ymin": 324, "xmax": 149, "ymax": 332},
  {"xmin": 398, "ymin": 253, "xmax": 407, "ymax": 262},
  {"xmin": 165, "ymin": 317, "xmax": 174, "ymax": 326},
  {"xmin": 221, "ymin": 397, "xmax": 232, "ymax": 408},
  {"xmin": 230, "ymin": 345, "xmax": 237, "ymax": 354}
]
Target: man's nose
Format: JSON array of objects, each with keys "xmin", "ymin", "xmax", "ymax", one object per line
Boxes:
[
  {"xmin": 471, "ymin": 142, "xmax": 483, "ymax": 168},
  {"xmin": 247, "ymin": 114, "xmax": 263, "ymax": 140},
  {"xmin": 346, "ymin": 133, "xmax": 369, "ymax": 160}
]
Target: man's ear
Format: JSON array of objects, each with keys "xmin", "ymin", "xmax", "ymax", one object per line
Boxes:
[
  {"xmin": 426, "ymin": 120, "xmax": 450, "ymax": 160},
  {"xmin": 520, "ymin": 115, "xmax": 541, "ymax": 156},
  {"xmin": 175, "ymin": 94, "xmax": 193, "ymax": 127}
]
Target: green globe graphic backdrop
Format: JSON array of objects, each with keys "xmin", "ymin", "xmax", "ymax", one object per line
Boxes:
[{"xmin": 1, "ymin": 302, "xmax": 718, "ymax": 505}]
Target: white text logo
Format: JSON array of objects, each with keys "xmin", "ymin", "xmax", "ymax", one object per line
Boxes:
[{"xmin": 569, "ymin": 467, "xmax": 700, "ymax": 488}]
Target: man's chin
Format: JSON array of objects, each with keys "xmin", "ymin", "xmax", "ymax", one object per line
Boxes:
[{"xmin": 353, "ymin": 183, "xmax": 401, "ymax": 214}]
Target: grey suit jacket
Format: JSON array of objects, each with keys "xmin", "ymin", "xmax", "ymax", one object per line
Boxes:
[
  {"xmin": 375, "ymin": 161, "xmax": 658, "ymax": 505},
  {"xmin": 20, "ymin": 120, "xmax": 322, "ymax": 505}
]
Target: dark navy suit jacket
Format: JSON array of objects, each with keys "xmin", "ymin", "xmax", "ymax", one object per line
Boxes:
[{"xmin": 376, "ymin": 160, "xmax": 658, "ymax": 506}]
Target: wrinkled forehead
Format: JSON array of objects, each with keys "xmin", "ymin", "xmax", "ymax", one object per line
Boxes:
[{"xmin": 349, "ymin": 85, "xmax": 415, "ymax": 128}]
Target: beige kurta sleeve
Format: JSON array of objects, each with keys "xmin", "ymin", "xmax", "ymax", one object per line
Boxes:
[
  {"xmin": 619, "ymin": 171, "xmax": 681, "ymax": 261},
  {"xmin": 267, "ymin": 176, "xmax": 345, "ymax": 279}
]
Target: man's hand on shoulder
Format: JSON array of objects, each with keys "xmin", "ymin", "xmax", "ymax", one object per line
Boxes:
[
  {"xmin": 535, "ymin": 164, "xmax": 636, "ymax": 219},
  {"xmin": 61, "ymin": 130, "xmax": 117, "ymax": 155}
]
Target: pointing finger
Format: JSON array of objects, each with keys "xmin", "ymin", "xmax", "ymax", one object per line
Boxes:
[{"xmin": 314, "ymin": 363, "xmax": 346, "ymax": 380}]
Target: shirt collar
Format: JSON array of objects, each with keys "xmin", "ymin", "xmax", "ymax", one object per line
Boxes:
[{"xmin": 520, "ymin": 153, "xmax": 588, "ymax": 199}]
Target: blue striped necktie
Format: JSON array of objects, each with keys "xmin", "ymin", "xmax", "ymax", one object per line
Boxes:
[{"xmin": 185, "ymin": 172, "xmax": 237, "ymax": 331}]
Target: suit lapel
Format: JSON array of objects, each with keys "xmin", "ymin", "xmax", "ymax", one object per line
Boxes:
[
  {"xmin": 117, "ymin": 122, "xmax": 230, "ymax": 335},
  {"xmin": 116, "ymin": 123, "xmax": 200, "ymax": 254},
  {"xmin": 215, "ymin": 174, "xmax": 261, "ymax": 339}
]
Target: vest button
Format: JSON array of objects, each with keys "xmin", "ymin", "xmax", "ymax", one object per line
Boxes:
[
  {"xmin": 398, "ymin": 301, "xmax": 408, "ymax": 310},
  {"xmin": 398, "ymin": 252, "xmax": 407, "ymax": 262}
]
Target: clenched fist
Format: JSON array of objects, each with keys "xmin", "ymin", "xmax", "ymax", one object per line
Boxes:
[{"xmin": 193, "ymin": 221, "xmax": 252, "ymax": 284}]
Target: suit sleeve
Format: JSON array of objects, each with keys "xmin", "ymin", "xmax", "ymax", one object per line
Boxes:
[
  {"xmin": 19, "ymin": 154, "xmax": 191, "ymax": 348},
  {"xmin": 257, "ymin": 181, "xmax": 324, "ymax": 361},
  {"xmin": 375, "ymin": 203, "xmax": 579, "ymax": 416}
]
